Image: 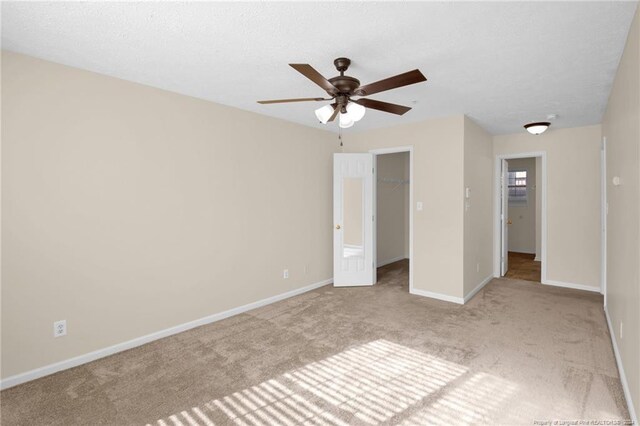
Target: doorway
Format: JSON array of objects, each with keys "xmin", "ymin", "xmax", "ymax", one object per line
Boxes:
[
  {"xmin": 375, "ymin": 151, "xmax": 411, "ymax": 290},
  {"xmin": 504, "ymin": 158, "xmax": 540, "ymax": 281},
  {"xmin": 494, "ymin": 152, "xmax": 547, "ymax": 283},
  {"xmin": 371, "ymin": 146, "xmax": 413, "ymax": 292}
]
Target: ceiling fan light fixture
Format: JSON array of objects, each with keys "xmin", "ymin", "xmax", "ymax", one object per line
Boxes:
[
  {"xmin": 315, "ymin": 104, "xmax": 335, "ymax": 124},
  {"xmin": 346, "ymin": 102, "xmax": 366, "ymax": 122},
  {"xmin": 524, "ymin": 122, "xmax": 550, "ymax": 135},
  {"xmin": 316, "ymin": 105, "xmax": 333, "ymax": 124},
  {"xmin": 339, "ymin": 113, "xmax": 354, "ymax": 129}
]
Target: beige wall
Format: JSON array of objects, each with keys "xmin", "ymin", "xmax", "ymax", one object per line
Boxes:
[
  {"xmin": 602, "ymin": 3, "xmax": 640, "ymax": 419},
  {"xmin": 463, "ymin": 117, "xmax": 494, "ymax": 296},
  {"xmin": 1, "ymin": 51, "xmax": 337, "ymax": 379},
  {"xmin": 345, "ymin": 116, "xmax": 465, "ymax": 298},
  {"xmin": 494, "ymin": 125, "xmax": 602, "ymax": 289},
  {"xmin": 507, "ymin": 157, "xmax": 537, "ymax": 254},
  {"xmin": 376, "ymin": 152, "xmax": 409, "ymax": 265}
]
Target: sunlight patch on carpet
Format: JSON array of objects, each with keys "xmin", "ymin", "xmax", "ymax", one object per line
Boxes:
[{"xmin": 147, "ymin": 339, "xmax": 517, "ymax": 425}]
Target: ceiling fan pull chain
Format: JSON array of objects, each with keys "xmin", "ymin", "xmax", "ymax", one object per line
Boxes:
[{"xmin": 339, "ymin": 128, "xmax": 343, "ymax": 148}]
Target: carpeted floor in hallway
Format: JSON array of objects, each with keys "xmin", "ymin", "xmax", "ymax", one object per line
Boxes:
[{"xmin": 0, "ymin": 260, "xmax": 630, "ymax": 425}]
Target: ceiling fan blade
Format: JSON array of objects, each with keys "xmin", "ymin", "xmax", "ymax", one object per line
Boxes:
[
  {"xmin": 355, "ymin": 69, "xmax": 427, "ymax": 96},
  {"xmin": 327, "ymin": 103, "xmax": 339, "ymax": 122},
  {"xmin": 289, "ymin": 64, "xmax": 338, "ymax": 94},
  {"xmin": 352, "ymin": 98, "xmax": 411, "ymax": 115},
  {"xmin": 257, "ymin": 97, "xmax": 330, "ymax": 104}
]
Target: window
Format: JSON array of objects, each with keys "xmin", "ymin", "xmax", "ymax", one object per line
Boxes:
[{"xmin": 508, "ymin": 170, "xmax": 527, "ymax": 205}]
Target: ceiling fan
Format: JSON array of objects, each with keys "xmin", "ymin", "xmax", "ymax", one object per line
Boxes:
[{"xmin": 257, "ymin": 58, "xmax": 427, "ymax": 128}]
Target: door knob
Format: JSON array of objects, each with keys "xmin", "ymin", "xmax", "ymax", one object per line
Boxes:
[
  {"xmin": 336, "ymin": 225, "xmax": 341, "ymax": 230},
  {"xmin": 507, "ymin": 220, "xmax": 513, "ymax": 225}
]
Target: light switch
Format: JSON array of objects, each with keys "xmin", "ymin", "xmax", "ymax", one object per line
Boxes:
[
  {"xmin": 465, "ymin": 187, "xmax": 471, "ymax": 198},
  {"xmin": 416, "ymin": 201, "xmax": 423, "ymax": 211}
]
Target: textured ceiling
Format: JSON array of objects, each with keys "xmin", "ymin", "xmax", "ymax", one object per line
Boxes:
[{"xmin": 2, "ymin": 1, "xmax": 637, "ymax": 134}]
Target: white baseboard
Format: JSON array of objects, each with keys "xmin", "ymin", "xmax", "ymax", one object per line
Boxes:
[
  {"xmin": 410, "ymin": 288, "xmax": 464, "ymax": 305},
  {"xmin": 377, "ymin": 256, "xmax": 406, "ymax": 268},
  {"xmin": 604, "ymin": 306, "xmax": 637, "ymax": 424},
  {"xmin": 463, "ymin": 275, "xmax": 494, "ymax": 304},
  {"xmin": 534, "ymin": 256, "xmax": 541, "ymax": 261},
  {"xmin": 542, "ymin": 279, "xmax": 600, "ymax": 293},
  {"xmin": 0, "ymin": 278, "xmax": 333, "ymax": 390}
]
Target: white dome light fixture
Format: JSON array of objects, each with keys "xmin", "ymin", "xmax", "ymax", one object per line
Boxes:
[
  {"xmin": 524, "ymin": 121, "xmax": 550, "ymax": 135},
  {"xmin": 315, "ymin": 104, "xmax": 335, "ymax": 124}
]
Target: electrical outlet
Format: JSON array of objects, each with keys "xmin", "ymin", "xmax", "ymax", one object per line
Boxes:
[
  {"xmin": 283, "ymin": 269, "xmax": 289, "ymax": 279},
  {"xmin": 620, "ymin": 322, "xmax": 623, "ymax": 339},
  {"xmin": 54, "ymin": 320, "xmax": 67, "ymax": 338},
  {"xmin": 476, "ymin": 263, "xmax": 480, "ymax": 273},
  {"xmin": 304, "ymin": 265, "xmax": 308, "ymax": 274}
]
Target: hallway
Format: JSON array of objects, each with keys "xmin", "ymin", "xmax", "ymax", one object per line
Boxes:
[{"xmin": 504, "ymin": 252, "xmax": 541, "ymax": 282}]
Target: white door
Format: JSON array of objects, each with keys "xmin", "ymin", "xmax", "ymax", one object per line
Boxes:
[
  {"xmin": 333, "ymin": 153, "xmax": 375, "ymax": 286},
  {"xmin": 501, "ymin": 159, "xmax": 509, "ymax": 276}
]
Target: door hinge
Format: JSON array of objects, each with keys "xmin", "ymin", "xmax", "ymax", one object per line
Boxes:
[{"xmin": 372, "ymin": 215, "xmax": 375, "ymax": 221}]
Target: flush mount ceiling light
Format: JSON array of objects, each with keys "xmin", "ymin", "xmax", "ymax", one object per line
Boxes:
[
  {"xmin": 524, "ymin": 121, "xmax": 551, "ymax": 135},
  {"xmin": 258, "ymin": 58, "xmax": 427, "ymax": 128}
]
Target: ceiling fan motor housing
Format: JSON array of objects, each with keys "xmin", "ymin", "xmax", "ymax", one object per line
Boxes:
[{"xmin": 328, "ymin": 75, "xmax": 360, "ymax": 96}]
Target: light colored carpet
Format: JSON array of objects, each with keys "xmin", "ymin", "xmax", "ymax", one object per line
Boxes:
[{"xmin": 0, "ymin": 260, "xmax": 630, "ymax": 425}]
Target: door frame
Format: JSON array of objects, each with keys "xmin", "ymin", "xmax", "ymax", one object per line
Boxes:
[
  {"xmin": 493, "ymin": 151, "xmax": 547, "ymax": 282},
  {"xmin": 500, "ymin": 159, "xmax": 510, "ymax": 276},
  {"xmin": 601, "ymin": 137, "xmax": 607, "ymax": 303},
  {"xmin": 369, "ymin": 146, "xmax": 414, "ymax": 293}
]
